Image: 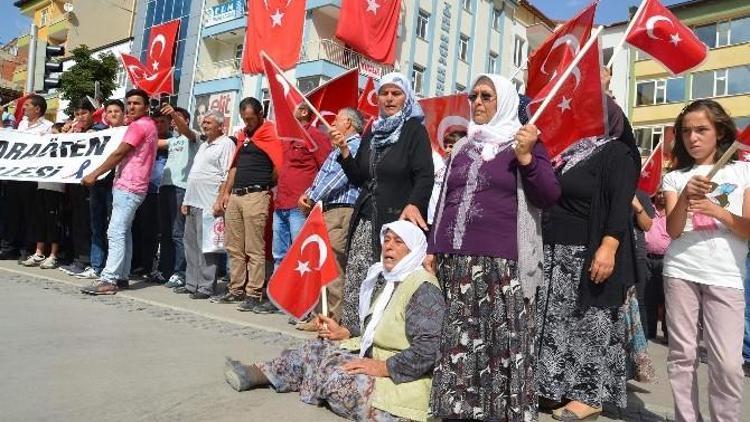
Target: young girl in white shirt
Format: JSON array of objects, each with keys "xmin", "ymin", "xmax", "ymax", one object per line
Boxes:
[{"xmin": 662, "ymin": 99, "xmax": 750, "ymax": 422}]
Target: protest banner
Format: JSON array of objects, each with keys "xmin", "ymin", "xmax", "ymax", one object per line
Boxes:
[{"xmin": 0, "ymin": 127, "xmax": 125, "ymax": 184}]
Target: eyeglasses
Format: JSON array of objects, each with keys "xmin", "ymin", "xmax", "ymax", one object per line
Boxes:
[{"xmin": 468, "ymin": 93, "xmax": 496, "ymax": 103}]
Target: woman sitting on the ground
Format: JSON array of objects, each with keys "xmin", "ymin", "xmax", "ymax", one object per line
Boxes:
[{"xmin": 224, "ymin": 220, "xmax": 446, "ymax": 422}]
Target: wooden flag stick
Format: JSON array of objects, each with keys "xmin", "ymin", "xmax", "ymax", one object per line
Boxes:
[
  {"xmin": 605, "ymin": 0, "xmax": 648, "ymax": 69},
  {"xmin": 320, "ymin": 286, "xmax": 329, "ymax": 318},
  {"xmin": 528, "ymin": 26, "xmax": 604, "ymax": 126},
  {"xmin": 706, "ymin": 141, "xmax": 740, "ymax": 180}
]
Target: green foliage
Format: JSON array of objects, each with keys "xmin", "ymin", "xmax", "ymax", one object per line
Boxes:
[{"xmin": 58, "ymin": 45, "xmax": 119, "ymax": 117}]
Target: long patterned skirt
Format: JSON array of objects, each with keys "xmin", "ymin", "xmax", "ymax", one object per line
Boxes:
[
  {"xmin": 536, "ymin": 244, "xmax": 628, "ymax": 408},
  {"xmin": 258, "ymin": 339, "xmax": 402, "ymax": 421},
  {"xmin": 430, "ymin": 254, "xmax": 540, "ymax": 421},
  {"xmin": 341, "ymin": 219, "xmax": 375, "ymax": 332}
]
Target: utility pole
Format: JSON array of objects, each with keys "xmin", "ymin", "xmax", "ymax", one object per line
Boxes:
[{"xmin": 25, "ymin": 23, "xmax": 38, "ymax": 93}]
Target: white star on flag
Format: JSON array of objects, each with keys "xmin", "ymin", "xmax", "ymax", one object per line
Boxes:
[
  {"xmin": 557, "ymin": 96, "xmax": 572, "ymax": 113},
  {"xmin": 366, "ymin": 0, "xmax": 380, "ymax": 14},
  {"xmin": 295, "ymin": 260, "xmax": 311, "ymax": 276},
  {"xmin": 642, "ymin": 170, "xmax": 650, "ymax": 178},
  {"xmin": 271, "ymin": 8, "xmax": 284, "ymax": 27},
  {"xmin": 669, "ymin": 33, "xmax": 682, "ymax": 47}
]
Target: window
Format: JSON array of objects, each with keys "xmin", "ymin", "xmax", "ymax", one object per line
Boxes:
[
  {"xmin": 234, "ymin": 44, "xmax": 243, "ymax": 62},
  {"xmin": 412, "ymin": 64, "xmax": 425, "ymax": 95},
  {"xmin": 636, "ymin": 78, "xmax": 684, "ymax": 106},
  {"xmin": 513, "ymin": 37, "xmax": 525, "ymax": 68},
  {"xmin": 694, "ymin": 23, "xmax": 716, "ymax": 47},
  {"xmin": 634, "ymin": 126, "xmax": 665, "ymax": 153},
  {"xmin": 455, "ymin": 82, "xmax": 466, "ymax": 93},
  {"xmin": 692, "ymin": 66, "xmax": 750, "ymax": 99},
  {"xmin": 730, "ymin": 16, "xmax": 750, "ymax": 45},
  {"xmin": 735, "ymin": 116, "xmax": 750, "ymax": 131},
  {"xmin": 261, "ymin": 88, "xmax": 271, "ymax": 117},
  {"xmin": 40, "ymin": 8, "xmax": 49, "ymax": 25},
  {"xmin": 116, "ymin": 65, "xmax": 126, "ymax": 87},
  {"xmin": 487, "ymin": 51, "xmax": 498, "ymax": 73},
  {"xmin": 602, "ymin": 47, "xmax": 614, "ymax": 68},
  {"xmin": 416, "ymin": 9, "xmax": 430, "ymax": 40},
  {"xmin": 694, "ymin": 16, "xmax": 750, "ymax": 48},
  {"xmin": 459, "ymin": 34, "xmax": 470, "ymax": 61},
  {"xmin": 492, "ymin": 7, "xmax": 503, "ymax": 31},
  {"xmin": 727, "ymin": 65, "xmax": 750, "ymax": 95},
  {"xmin": 463, "ymin": 0, "xmax": 472, "ymax": 13}
]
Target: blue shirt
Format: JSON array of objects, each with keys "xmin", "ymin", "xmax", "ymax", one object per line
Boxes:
[{"xmin": 307, "ymin": 134, "xmax": 362, "ymax": 205}]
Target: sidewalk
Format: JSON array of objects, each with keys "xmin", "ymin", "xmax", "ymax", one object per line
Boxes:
[{"xmin": 1, "ymin": 260, "xmax": 748, "ymax": 421}]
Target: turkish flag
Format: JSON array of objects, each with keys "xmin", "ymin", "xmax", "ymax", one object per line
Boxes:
[
  {"xmin": 12, "ymin": 94, "xmax": 30, "ymax": 128},
  {"xmin": 242, "ymin": 0, "xmax": 306, "ymax": 74},
  {"xmin": 336, "ymin": 0, "xmax": 401, "ymax": 65},
  {"xmin": 121, "ymin": 53, "xmax": 174, "ymax": 96},
  {"xmin": 307, "ymin": 68, "xmax": 359, "ymax": 126},
  {"xmin": 267, "ymin": 203, "xmax": 339, "ymax": 319},
  {"xmin": 261, "ymin": 52, "xmax": 317, "ymax": 149},
  {"xmin": 526, "ymin": 1, "xmax": 597, "ymax": 98},
  {"xmin": 357, "ymin": 76, "xmax": 379, "ymax": 119},
  {"xmin": 418, "ymin": 94, "xmax": 470, "ymax": 156},
  {"xmin": 638, "ymin": 141, "xmax": 664, "ymax": 196},
  {"xmin": 625, "ymin": 0, "xmax": 708, "ymax": 75},
  {"xmin": 145, "ymin": 19, "xmax": 180, "ymax": 74},
  {"xmin": 527, "ymin": 39, "xmax": 606, "ymax": 158},
  {"xmin": 737, "ymin": 125, "xmax": 750, "ymax": 161}
]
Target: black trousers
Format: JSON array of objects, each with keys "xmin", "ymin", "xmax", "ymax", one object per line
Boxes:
[
  {"xmin": 67, "ymin": 185, "xmax": 91, "ymax": 263},
  {"xmin": 33, "ymin": 189, "xmax": 64, "ymax": 244},
  {"xmin": 1, "ymin": 181, "xmax": 36, "ymax": 252},
  {"xmin": 645, "ymin": 255, "xmax": 666, "ymax": 338},
  {"xmin": 131, "ymin": 192, "xmax": 160, "ymax": 273}
]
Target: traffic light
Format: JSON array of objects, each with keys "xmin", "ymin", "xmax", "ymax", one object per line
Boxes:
[{"xmin": 43, "ymin": 45, "xmax": 65, "ymax": 91}]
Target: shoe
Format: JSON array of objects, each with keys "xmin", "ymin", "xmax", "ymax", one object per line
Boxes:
[
  {"xmin": 21, "ymin": 253, "xmax": 45, "ymax": 267},
  {"xmin": 552, "ymin": 406, "xmax": 602, "ymax": 421},
  {"xmin": 743, "ymin": 362, "xmax": 750, "ymax": 378},
  {"xmin": 60, "ymin": 261, "xmax": 86, "ymax": 276},
  {"xmin": 145, "ymin": 270, "xmax": 165, "ymax": 284},
  {"xmin": 164, "ymin": 274, "xmax": 185, "ymax": 288},
  {"xmin": 129, "ymin": 267, "xmax": 148, "ymax": 279},
  {"xmin": 190, "ymin": 292, "xmax": 211, "ymax": 300},
  {"xmin": 224, "ymin": 358, "xmax": 269, "ymax": 392},
  {"xmin": 0, "ymin": 249, "xmax": 20, "ymax": 260},
  {"xmin": 39, "ymin": 256, "xmax": 59, "ymax": 269},
  {"xmin": 295, "ymin": 319, "xmax": 319, "ymax": 332},
  {"xmin": 74, "ymin": 267, "xmax": 100, "ymax": 279},
  {"xmin": 252, "ymin": 299, "xmax": 278, "ymax": 315},
  {"xmin": 116, "ymin": 279, "xmax": 129, "ymax": 290},
  {"xmin": 236, "ymin": 297, "xmax": 262, "ymax": 312},
  {"xmin": 210, "ymin": 292, "xmax": 245, "ymax": 304},
  {"xmin": 174, "ymin": 286, "xmax": 194, "ymax": 294},
  {"xmin": 81, "ymin": 280, "xmax": 119, "ymax": 295}
]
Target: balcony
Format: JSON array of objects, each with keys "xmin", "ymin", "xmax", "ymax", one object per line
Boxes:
[
  {"xmin": 195, "ymin": 58, "xmax": 241, "ymax": 83},
  {"xmin": 298, "ymin": 39, "xmax": 394, "ymax": 79},
  {"xmin": 46, "ymin": 15, "xmax": 70, "ymax": 42},
  {"xmin": 16, "ymin": 33, "xmax": 31, "ymax": 48}
]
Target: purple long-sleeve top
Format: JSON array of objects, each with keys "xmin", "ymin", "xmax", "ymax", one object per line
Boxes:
[{"xmin": 428, "ymin": 141, "xmax": 560, "ymax": 260}]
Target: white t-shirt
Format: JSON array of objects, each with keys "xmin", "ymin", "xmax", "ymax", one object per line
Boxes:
[
  {"xmin": 662, "ymin": 162, "xmax": 750, "ymax": 290},
  {"xmin": 17, "ymin": 117, "xmax": 64, "ymax": 193}
]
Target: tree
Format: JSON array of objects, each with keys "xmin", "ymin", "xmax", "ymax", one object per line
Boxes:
[{"xmin": 58, "ymin": 45, "xmax": 119, "ymax": 117}]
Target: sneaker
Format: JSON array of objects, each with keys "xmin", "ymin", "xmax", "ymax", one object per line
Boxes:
[
  {"xmin": 164, "ymin": 274, "xmax": 185, "ymax": 288},
  {"xmin": 173, "ymin": 286, "xmax": 194, "ymax": 294},
  {"xmin": 210, "ymin": 292, "xmax": 245, "ymax": 304},
  {"xmin": 116, "ymin": 279, "xmax": 129, "ymax": 290},
  {"xmin": 74, "ymin": 267, "xmax": 100, "ymax": 279},
  {"xmin": 81, "ymin": 280, "xmax": 118, "ymax": 295},
  {"xmin": 252, "ymin": 299, "xmax": 278, "ymax": 315},
  {"xmin": 60, "ymin": 261, "xmax": 86, "ymax": 276},
  {"xmin": 21, "ymin": 253, "xmax": 45, "ymax": 267},
  {"xmin": 145, "ymin": 270, "xmax": 166, "ymax": 284},
  {"xmin": 39, "ymin": 256, "xmax": 59, "ymax": 269},
  {"xmin": 190, "ymin": 292, "xmax": 211, "ymax": 300},
  {"xmin": 236, "ymin": 297, "xmax": 262, "ymax": 312}
]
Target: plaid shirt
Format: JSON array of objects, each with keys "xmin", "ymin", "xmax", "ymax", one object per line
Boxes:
[{"xmin": 307, "ymin": 134, "xmax": 362, "ymax": 205}]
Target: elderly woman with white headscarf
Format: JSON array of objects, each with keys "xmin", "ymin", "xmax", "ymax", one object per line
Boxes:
[
  {"xmin": 335, "ymin": 72, "xmax": 434, "ymax": 331},
  {"xmin": 223, "ymin": 221, "xmax": 445, "ymax": 422},
  {"xmin": 426, "ymin": 74, "xmax": 560, "ymax": 421}
]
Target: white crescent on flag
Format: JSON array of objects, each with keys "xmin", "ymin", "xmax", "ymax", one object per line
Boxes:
[
  {"xmin": 646, "ymin": 15, "xmax": 674, "ymax": 40},
  {"xmin": 300, "ymin": 234, "xmax": 328, "ymax": 270}
]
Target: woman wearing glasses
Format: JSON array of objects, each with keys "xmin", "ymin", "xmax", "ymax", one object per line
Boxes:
[{"xmin": 426, "ymin": 74, "xmax": 560, "ymax": 421}]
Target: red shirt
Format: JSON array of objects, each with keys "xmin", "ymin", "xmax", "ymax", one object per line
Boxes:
[{"xmin": 274, "ymin": 124, "xmax": 331, "ymax": 209}]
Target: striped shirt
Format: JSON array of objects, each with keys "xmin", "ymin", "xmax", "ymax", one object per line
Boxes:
[{"xmin": 307, "ymin": 134, "xmax": 362, "ymax": 205}]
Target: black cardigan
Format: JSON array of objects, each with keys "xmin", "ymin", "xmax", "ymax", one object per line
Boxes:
[
  {"xmin": 338, "ymin": 117, "xmax": 434, "ymax": 256},
  {"xmin": 543, "ymin": 139, "xmax": 639, "ymax": 309}
]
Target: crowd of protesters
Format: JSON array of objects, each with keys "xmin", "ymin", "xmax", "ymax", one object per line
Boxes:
[{"xmin": 2, "ymin": 69, "xmax": 749, "ymax": 422}]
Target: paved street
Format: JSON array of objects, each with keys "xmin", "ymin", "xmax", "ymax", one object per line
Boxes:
[{"xmin": 0, "ymin": 262, "xmax": 747, "ymax": 421}]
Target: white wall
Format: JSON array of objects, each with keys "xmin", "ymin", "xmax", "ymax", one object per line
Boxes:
[{"xmin": 602, "ymin": 24, "xmax": 630, "ymax": 112}]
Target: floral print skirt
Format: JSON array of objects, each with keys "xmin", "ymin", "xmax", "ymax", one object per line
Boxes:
[
  {"xmin": 536, "ymin": 244, "xmax": 628, "ymax": 408},
  {"xmin": 430, "ymin": 254, "xmax": 540, "ymax": 422},
  {"xmin": 341, "ymin": 218, "xmax": 375, "ymax": 333},
  {"xmin": 258, "ymin": 339, "xmax": 402, "ymax": 421}
]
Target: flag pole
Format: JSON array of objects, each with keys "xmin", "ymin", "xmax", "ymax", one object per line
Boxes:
[
  {"xmin": 606, "ymin": 0, "xmax": 648, "ymax": 69},
  {"xmin": 528, "ymin": 26, "xmax": 604, "ymax": 126},
  {"xmin": 706, "ymin": 142, "xmax": 740, "ymax": 180}
]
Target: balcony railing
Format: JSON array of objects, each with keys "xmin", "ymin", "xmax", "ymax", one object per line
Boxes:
[
  {"xmin": 195, "ymin": 58, "xmax": 241, "ymax": 83},
  {"xmin": 203, "ymin": 0, "xmax": 246, "ymax": 28},
  {"xmin": 299, "ymin": 39, "xmax": 394, "ymax": 78}
]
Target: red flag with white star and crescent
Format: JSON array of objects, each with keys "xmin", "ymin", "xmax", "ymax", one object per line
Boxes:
[
  {"xmin": 121, "ymin": 53, "xmax": 174, "ymax": 96},
  {"xmin": 625, "ymin": 0, "xmax": 708, "ymax": 76},
  {"xmin": 267, "ymin": 203, "xmax": 339, "ymax": 320},
  {"xmin": 336, "ymin": 0, "xmax": 401, "ymax": 65},
  {"xmin": 737, "ymin": 125, "xmax": 750, "ymax": 161},
  {"xmin": 242, "ymin": 0, "xmax": 306, "ymax": 74},
  {"xmin": 306, "ymin": 68, "xmax": 360, "ymax": 127},
  {"xmin": 638, "ymin": 141, "xmax": 664, "ymax": 196},
  {"xmin": 418, "ymin": 94, "xmax": 470, "ymax": 156},
  {"xmin": 357, "ymin": 76, "xmax": 379, "ymax": 121},
  {"xmin": 145, "ymin": 19, "xmax": 180, "ymax": 75}
]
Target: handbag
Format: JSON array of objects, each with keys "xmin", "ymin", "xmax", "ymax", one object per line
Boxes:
[{"xmin": 201, "ymin": 211, "xmax": 225, "ymax": 253}]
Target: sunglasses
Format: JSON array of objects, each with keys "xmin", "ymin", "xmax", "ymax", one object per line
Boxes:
[{"xmin": 468, "ymin": 93, "xmax": 496, "ymax": 103}]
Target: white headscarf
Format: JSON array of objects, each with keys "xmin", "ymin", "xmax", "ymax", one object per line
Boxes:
[
  {"xmin": 357, "ymin": 220, "xmax": 427, "ymax": 357},
  {"xmin": 466, "ymin": 73, "xmax": 522, "ymax": 161}
]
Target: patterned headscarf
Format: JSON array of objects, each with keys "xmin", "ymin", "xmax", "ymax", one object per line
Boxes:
[{"xmin": 370, "ymin": 72, "xmax": 425, "ymax": 150}]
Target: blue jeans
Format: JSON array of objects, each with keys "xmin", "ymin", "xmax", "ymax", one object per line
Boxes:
[
  {"xmin": 89, "ymin": 180, "xmax": 113, "ymax": 272},
  {"xmin": 272, "ymin": 208, "xmax": 306, "ymax": 270},
  {"xmin": 744, "ymin": 257, "xmax": 750, "ymax": 363},
  {"xmin": 101, "ymin": 189, "xmax": 145, "ymax": 283}
]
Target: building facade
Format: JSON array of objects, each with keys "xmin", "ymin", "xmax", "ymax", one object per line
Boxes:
[{"xmin": 628, "ymin": 0, "xmax": 750, "ymax": 156}]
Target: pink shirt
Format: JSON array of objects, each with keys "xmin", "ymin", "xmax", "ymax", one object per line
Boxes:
[
  {"xmin": 113, "ymin": 116, "xmax": 158, "ymax": 195},
  {"xmin": 645, "ymin": 209, "xmax": 671, "ymax": 255}
]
